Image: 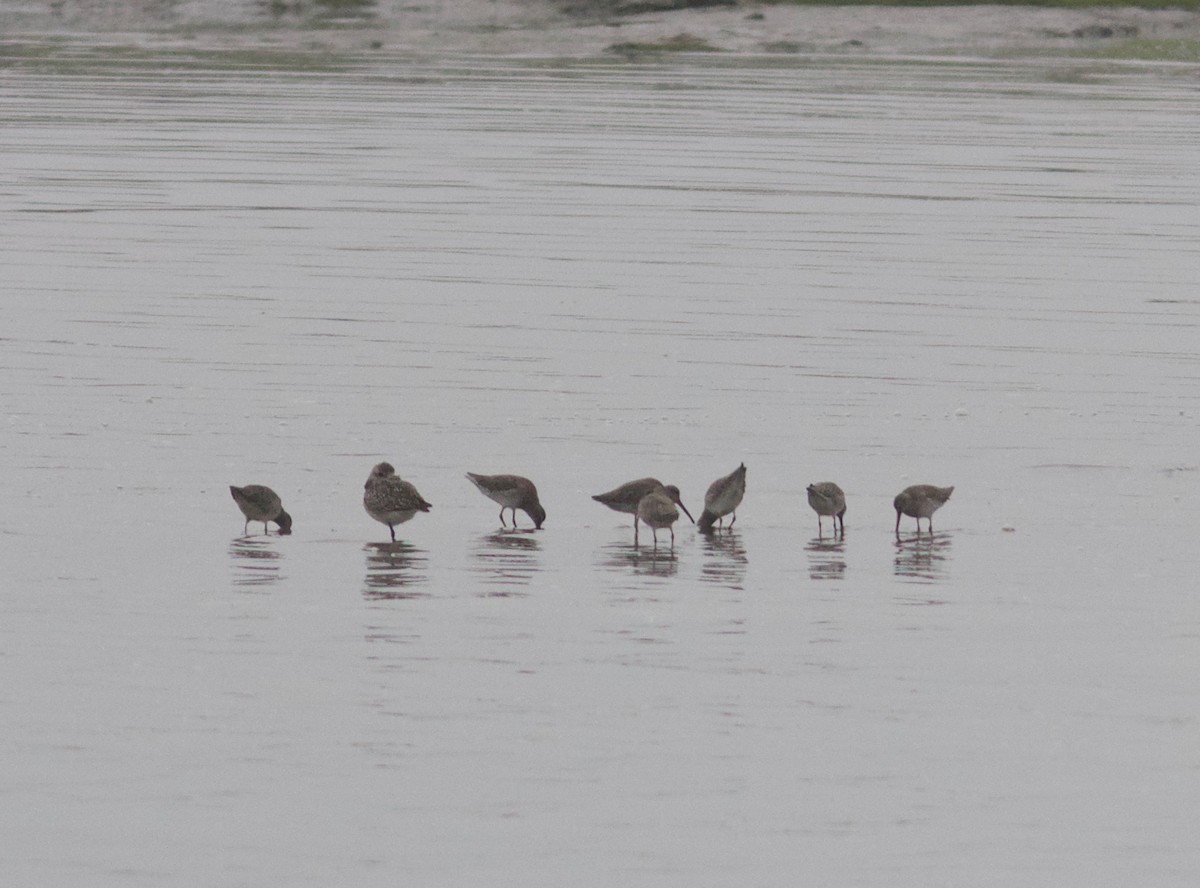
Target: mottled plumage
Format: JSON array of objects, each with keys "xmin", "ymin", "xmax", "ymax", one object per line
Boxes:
[
  {"xmin": 806, "ymin": 481, "xmax": 846, "ymax": 534},
  {"xmin": 466, "ymin": 472, "xmax": 545, "ymax": 529},
  {"xmin": 229, "ymin": 484, "xmax": 292, "ymax": 535},
  {"xmin": 696, "ymin": 463, "xmax": 747, "ymax": 533},
  {"xmin": 893, "ymin": 484, "xmax": 954, "ymax": 534},
  {"xmin": 363, "ymin": 462, "xmax": 432, "ymax": 542},
  {"xmin": 593, "ymin": 477, "xmax": 693, "ymax": 542}
]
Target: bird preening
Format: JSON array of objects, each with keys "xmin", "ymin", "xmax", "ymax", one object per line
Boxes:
[{"xmin": 363, "ymin": 461, "xmax": 433, "ymax": 542}]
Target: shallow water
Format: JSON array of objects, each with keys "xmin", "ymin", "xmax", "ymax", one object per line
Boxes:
[{"xmin": 3, "ymin": 46, "xmax": 1199, "ymax": 885}]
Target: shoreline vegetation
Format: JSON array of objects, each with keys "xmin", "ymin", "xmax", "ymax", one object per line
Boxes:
[{"xmin": 0, "ymin": 0, "xmax": 1198, "ymax": 62}]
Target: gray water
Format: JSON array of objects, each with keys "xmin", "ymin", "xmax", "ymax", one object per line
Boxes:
[{"xmin": 3, "ymin": 47, "xmax": 1199, "ymax": 885}]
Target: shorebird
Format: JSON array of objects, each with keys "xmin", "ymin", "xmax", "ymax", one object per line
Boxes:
[
  {"xmin": 806, "ymin": 481, "xmax": 846, "ymax": 534},
  {"xmin": 636, "ymin": 489, "xmax": 685, "ymax": 548},
  {"xmin": 229, "ymin": 484, "xmax": 292, "ymax": 535},
  {"xmin": 893, "ymin": 484, "xmax": 954, "ymax": 534},
  {"xmin": 363, "ymin": 462, "xmax": 432, "ymax": 542},
  {"xmin": 592, "ymin": 477, "xmax": 693, "ymax": 543},
  {"xmin": 696, "ymin": 462, "xmax": 747, "ymax": 533},
  {"xmin": 465, "ymin": 472, "xmax": 545, "ymax": 529}
]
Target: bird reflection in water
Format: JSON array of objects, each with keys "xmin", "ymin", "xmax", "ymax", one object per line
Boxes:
[
  {"xmin": 805, "ymin": 532, "xmax": 846, "ymax": 582},
  {"xmin": 893, "ymin": 532, "xmax": 952, "ymax": 585},
  {"xmin": 698, "ymin": 530, "xmax": 747, "ymax": 590},
  {"xmin": 363, "ymin": 541, "xmax": 429, "ymax": 599},
  {"xmin": 228, "ymin": 536, "xmax": 285, "ymax": 589},
  {"xmin": 597, "ymin": 540, "xmax": 679, "ymax": 578},
  {"xmin": 470, "ymin": 530, "xmax": 541, "ymax": 596}
]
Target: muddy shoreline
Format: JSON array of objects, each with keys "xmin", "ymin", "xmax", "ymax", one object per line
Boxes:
[{"xmin": 2, "ymin": 1, "xmax": 1198, "ymax": 60}]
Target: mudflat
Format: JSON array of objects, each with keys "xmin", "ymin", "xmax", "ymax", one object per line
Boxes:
[{"xmin": 3, "ymin": 0, "xmax": 1198, "ymax": 59}]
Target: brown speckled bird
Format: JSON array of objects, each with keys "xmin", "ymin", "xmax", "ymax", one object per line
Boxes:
[{"xmin": 363, "ymin": 462, "xmax": 432, "ymax": 542}]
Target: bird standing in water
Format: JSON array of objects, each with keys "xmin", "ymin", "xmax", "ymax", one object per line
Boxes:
[
  {"xmin": 593, "ymin": 477, "xmax": 693, "ymax": 543},
  {"xmin": 893, "ymin": 484, "xmax": 953, "ymax": 534},
  {"xmin": 465, "ymin": 472, "xmax": 545, "ymax": 529},
  {"xmin": 230, "ymin": 484, "xmax": 292, "ymax": 536},
  {"xmin": 806, "ymin": 481, "xmax": 846, "ymax": 535},
  {"xmin": 696, "ymin": 463, "xmax": 747, "ymax": 533},
  {"xmin": 636, "ymin": 489, "xmax": 686, "ymax": 549},
  {"xmin": 363, "ymin": 462, "xmax": 432, "ymax": 542}
]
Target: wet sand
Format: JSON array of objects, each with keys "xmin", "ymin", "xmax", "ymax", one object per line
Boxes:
[{"xmin": 3, "ymin": 0, "xmax": 1198, "ymax": 59}]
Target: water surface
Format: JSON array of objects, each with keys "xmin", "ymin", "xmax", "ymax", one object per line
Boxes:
[{"xmin": 2, "ymin": 46, "xmax": 1199, "ymax": 885}]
